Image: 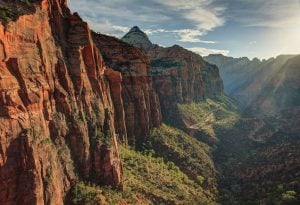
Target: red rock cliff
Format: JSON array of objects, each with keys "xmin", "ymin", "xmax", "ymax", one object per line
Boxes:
[
  {"xmin": 122, "ymin": 27, "xmax": 223, "ymax": 126},
  {"xmin": 149, "ymin": 45, "xmax": 223, "ymax": 125},
  {"xmin": 93, "ymin": 33, "xmax": 162, "ymax": 145},
  {"xmin": 0, "ymin": 0, "xmax": 122, "ymax": 204}
]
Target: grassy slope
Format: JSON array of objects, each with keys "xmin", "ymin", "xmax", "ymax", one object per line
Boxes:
[
  {"xmin": 178, "ymin": 95, "xmax": 240, "ymax": 138},
  {"xmin": 117, "ymin": 145, "xmax": 215, "ymax": 205},
  {"xmin": 72, "ymin": 139, "xmax": 215, "ymax": 205},
  {"xmin": 144, "ymin": 124, "xmax": 218, "ymax": 197}
]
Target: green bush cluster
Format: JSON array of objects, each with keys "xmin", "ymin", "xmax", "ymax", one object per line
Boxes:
[
  {"xmin": 92, "ymin": 144, "xmax": 216, "ymax": 204},
  {"xmin": 145, "ymin": 124, "xmax": 218, "ymax": 196},
  {"xmin": 0, "ymin": 0, "xmax": 37, "ymax": 23},
  {"xmin": 71, "ymin": 182, "xmax": 103, "ymax": 205},
  {"xmin": 118, "ymin": 145, "xmax": 215, "ymax": 204},
  {"xmin": 178, "ymin": 95, "xmax": 240, "ymax": 138},
  {"xmin": 281, "ymin": 190, "xmax": 297, "ymax": 203},
  {"xmin": 0, "ymin": 6, "xmax": 15, "ymax": 22},
  {"xmin": 19, "ymin": 0, "xmax": 35, "ymax": 6}
]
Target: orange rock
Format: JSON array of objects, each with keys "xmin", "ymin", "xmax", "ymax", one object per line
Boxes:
[
  {"xmin": 122, "ymin": 28, "xmax": 223, "ymax": 127},
  {"xmin": 0, "ymin": 1, "xmax": 122, "ymax": 204},
  {"xmin": 93, "ymin": 33, "xmax": 162, "ymax": 145}
]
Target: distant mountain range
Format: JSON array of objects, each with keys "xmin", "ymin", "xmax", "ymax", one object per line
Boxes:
[
  {"xmin": 204, "ymin": 54, "xmax": 300, "ymax": 111},
  {"xmin": 203, "ymin": 54, "xmax": 300, "ymax": 203}
]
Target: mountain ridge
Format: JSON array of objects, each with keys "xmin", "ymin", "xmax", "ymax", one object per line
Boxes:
[{"xmin": 122, "ymin": 26, "xmax": 224, "ymax": 128}]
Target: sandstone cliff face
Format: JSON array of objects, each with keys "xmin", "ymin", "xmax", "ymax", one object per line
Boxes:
[
  {"xmin": 122, "ymin": 29, "xmax": 223, "ymax": 126},
  {"xmin": 93, "ymin": 33, "xmax": 162, "ymax": 145},
  {"xmin": 0, "ymin": 1, "xmax": 122, "ymax": 204}
]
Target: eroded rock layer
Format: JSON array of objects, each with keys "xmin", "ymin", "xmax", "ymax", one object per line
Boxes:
[
  {"xmin": 149, "ymin": 45, "xmax": 223, "ymax": 125},
  {"xmin": 93, "ymin": 33, "xmax": 162, "ymax": 145},
  {"xmin": 122, "ymin": 28, "xmax": 223, "ymax": 126},
  {"xmin": 0, "ymin": 1, "xmax": 122, "ymax": 204},
  {"xmin": 0, "ymin": 2, "xmax": 225, "ymax": 204}
]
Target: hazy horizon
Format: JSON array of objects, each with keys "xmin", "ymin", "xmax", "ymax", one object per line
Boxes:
[{"xmin": 68, "ymin": 0, "xmax": 300, "ymax": 59}]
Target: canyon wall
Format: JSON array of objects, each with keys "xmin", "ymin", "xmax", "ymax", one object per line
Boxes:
[
  {"xmin": 0, "ymin": 2, "xmax": 224, "ymax": 204},
  {"xmin": 205, "ymin": 54, "xmax": 300, "ymax": 134},
  {"xmin": 204, "ymin": 54, "xmax": 296, "ymax": 106},
  {"xmin": 93, "ymin": 33, "xmax": 162, "ymax": 145},
  {"xmin": 0, "ymin": 1, "xmax": 122, "ymax": 204},
  {"xmin": 149, "ymin": 45, "xmax": 223, "ymax": 125},
  {"xmin": 122, "ymin": 27, "xmax": 223, "ymax": 126}
]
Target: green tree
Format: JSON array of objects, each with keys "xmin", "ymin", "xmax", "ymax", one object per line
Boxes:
[{"xmin": 281, "ymin": 190, "xmax": 298, "ymax": 204}]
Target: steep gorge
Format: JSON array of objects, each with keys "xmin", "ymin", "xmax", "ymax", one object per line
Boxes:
[
  {"xmin": 204, "ymin": 54, "xmax": 300, "ymax": 204},
  {"xmin": 92, "ymin": 33, "xmax": 162, "ymax": 145},
  {"xmin": 0, "ymin": 1, "xmax": 225, "ymax": 204}
]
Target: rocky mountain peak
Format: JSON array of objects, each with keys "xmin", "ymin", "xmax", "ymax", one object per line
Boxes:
[
  {"xmin": 129, "ymin": 26, "xmax": 143, "ymax": 32},
  {"xmin": 121, "ymin": 26, "xmax": 153, "ymax": 51}
]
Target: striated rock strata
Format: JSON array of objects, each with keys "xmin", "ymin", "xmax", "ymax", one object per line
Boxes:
[
  {"xmin": 122, "ymin": 27, "xmax": 223, "ymax": 126},
  {"xmin": 0, "ymin": 0, "xmax": 122, "ymax": 204},
  {"xmin": 93, "ymin": 33, "xmax": 162, "ymax": 145},
  {"xmin": 0, "ymin": 2, "xmax": 225, "ymax": 204}
]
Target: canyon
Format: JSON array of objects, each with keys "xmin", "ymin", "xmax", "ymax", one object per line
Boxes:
[
  {"xmin": 0, "ymin": 0, "xmax": 223, "ymax": 204},
  {"xmin": 0, "ymin": 0, "xmax": 299, "ymax": 205}
]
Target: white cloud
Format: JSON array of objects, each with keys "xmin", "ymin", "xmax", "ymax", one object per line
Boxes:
[
  {"xmin": 69, "ymin": 0, "xmax": 171, "ymax": 24},
  {"xmin": 152, "ymin": 0, "xmax": 225, "ymax": 43},
  {"xmin": 81, "ymin": 18, "xmax": 130, "ymax": 37},
  {"xmin": 144, "ymin": 29, "xmax": 168, "ymax": 35},
  {"xmin": 187, "ymin": 47, "xmax": 229, "ymax": 56},
  {"xmin": 68, "ymin": 0, "xmax": 225, "ymax": 48},
  {"xmin": 227, "ymin": 0, "xmax": 300, "ymax": 28},
  {"xmin": 173, "ymin": 29, "xmax": 216, "ymax": 43},
  {"xmin": 155, "ymin": 0, "xmax": 225, "ymax": 30},
  {"xmin": 144, "ymin": 28, "xmax": 216, "ymax": 43},
  {"xmin": 112, "ymin": 25, "xmax": 131, "ymax": 33}
]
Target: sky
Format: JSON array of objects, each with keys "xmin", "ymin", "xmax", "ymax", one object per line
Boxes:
[{"xmin": 68, "ymin": 0, "xmax": 300, "ymax": 59}]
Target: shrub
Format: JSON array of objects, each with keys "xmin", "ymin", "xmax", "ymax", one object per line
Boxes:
[
  {"xmin": 0, "ymin": 6, "xmax": 15, "ymax": 22},
  {"xmin": 197, "ymin": 176, "xmax": 205, "ymax": 185},
  {"xmin": 71, "ymin": 182, "xmax": 103, "ymax": 205},
  {"xmin": 281, "ymin": 190, "xmax": 297, "ymax": 203}
]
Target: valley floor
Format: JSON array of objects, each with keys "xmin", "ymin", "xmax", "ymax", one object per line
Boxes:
[{"xmin": 179, "ymin": 96, "xmax": 300, "ymax": 205}]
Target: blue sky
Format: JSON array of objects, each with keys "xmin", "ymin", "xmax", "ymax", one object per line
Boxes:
[{"xmin": 68, "ymin": 0, "xmax": 300, "ymax": 59}]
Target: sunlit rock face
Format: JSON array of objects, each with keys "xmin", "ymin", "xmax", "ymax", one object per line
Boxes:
[
  {"xmin": 0, "ymin": 1, "xmax": 122, "ymax": 204},
  {"xmin": 93, "ymin": 33, "xmax": 162, "ymax": 145},
  {"xmin": 122, "ymin": 27, "xmax": 223, "ymax": 126}
]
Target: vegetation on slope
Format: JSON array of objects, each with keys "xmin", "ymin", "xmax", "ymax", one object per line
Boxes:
[
  {"xmin": 143, "ymin": 124, "xmax": 218, "ymax": 197},
  {"xmin": 70, "ymin": 182, "xmax": 104, "ymax": 205},
  {"xmin": 70, "ymin": 136, "xmax": 217, "ymax": 205},
  {"xmin": 178, "ymin": 95, "xmax": 300, "ymax": 204},
  {"xmin": 178, "ymin": 95, "xmax": 240, "ymax": 139},
  {"xmin": 0, "ymin": 0, "xmax": 36, "ymax": 23}
]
